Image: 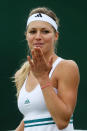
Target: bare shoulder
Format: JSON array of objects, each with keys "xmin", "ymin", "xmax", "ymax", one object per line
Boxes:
[
  {"xmin": 55, "ymin": 59, "xmax": 80, "ymax": 84},
  {"xmin": 60, "ymin": 59, "xmax": 79, "ymax": 72},
  {"xmin": 57, "ymin": 59, "xmax": 79, "ymax": 72}
]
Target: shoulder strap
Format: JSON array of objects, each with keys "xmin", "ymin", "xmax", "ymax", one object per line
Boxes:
[{"xmin": 49, "ymin": 57, "xmax": 63, "ymax": 79}]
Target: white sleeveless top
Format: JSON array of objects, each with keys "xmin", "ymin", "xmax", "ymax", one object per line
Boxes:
[{"xmin": 18, "ymin": 57, "xmax": 74, "ymax": 131}]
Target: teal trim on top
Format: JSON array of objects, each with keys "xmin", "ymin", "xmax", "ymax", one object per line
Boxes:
[
  {"xmin": 24, "ymin": 116, "xmax": 73, "ymax": 128},
  {"xmin": 69, "ymin": 121, "xmax": 73, "ymax": 124},
  {"xmin": 70, "ymin": 115, "xmax": 73, "ymax": 120},
  {"xmin": 70, "ymin": 115, "xmax": 73, "ymax": 123},
  {"xmin": 24, "ymin": 122, "xmax": 55, "ymax": 128},
  {"xmin": 24, "ymin": 117, "xmax": 53, "ymax": 124}
]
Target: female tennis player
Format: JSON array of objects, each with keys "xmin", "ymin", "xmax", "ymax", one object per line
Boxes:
[{"xmin": 14, "ymin": 7, "xmax": 80, "ymax": 131}]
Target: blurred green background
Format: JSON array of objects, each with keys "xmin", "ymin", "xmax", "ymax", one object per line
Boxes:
[{"xmin": 0, "ymin": 0, "xmax": 87, "ymax": 130}]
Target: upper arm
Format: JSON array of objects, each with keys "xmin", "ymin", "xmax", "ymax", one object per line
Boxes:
[
  {"xmin": 16, "ymin": 120, "xmax": 24, "ymax": 131},
  {"xmin": 56, "ymin": 60, "xmax": 80, "ymax": 114}
]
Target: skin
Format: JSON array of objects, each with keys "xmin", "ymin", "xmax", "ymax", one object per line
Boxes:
[
  {"xmin": 15, "ymin": 120, "xmax": 24, "ymax": 131},
  {"xmin": 16, "ymin": 20, "xmax": 80, "ymax": 130},
  {"xmin": 26, "ymin": 21, "xmax": 58, "ymax": 60}
]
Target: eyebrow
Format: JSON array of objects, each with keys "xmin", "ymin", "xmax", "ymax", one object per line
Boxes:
[{"xmin": 29, "ymin": 27, "xmax": 50, "ymax": 30}]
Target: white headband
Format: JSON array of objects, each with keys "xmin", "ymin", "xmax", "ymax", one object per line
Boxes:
[{"xmin": 27, "ymin": 13, "xmax": 58, "ymax": 31}]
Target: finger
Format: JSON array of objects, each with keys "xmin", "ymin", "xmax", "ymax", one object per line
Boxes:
[
  {"xmin": 35, "ymin": 47, "xmax": 43, "ymax": 57},
  {"xmin": 35, "ymin": 47, "xmax": 46, "ymax": 62},
  {"xmin": 33, "ymin": 48, "xmax": 43, "ymax": 64},
  {"xmin": 27, "ymin": 56, "xmax": 34, "ymax": 68},
  {"xmin": 31, "ymin": 49, "xmax": 37, "ymax": 64},
  {"xmin": 34, "ymin": 48, "xmax": 40, "ymax": 58},
  {"xmin": 34, "ymin": 47, "xmax": 47, "ymax": 67}
]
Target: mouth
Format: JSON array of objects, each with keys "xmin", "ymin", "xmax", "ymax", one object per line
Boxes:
[{"xmin": 33, "ymin": 43, "xmax": 44, "ymax": 47}]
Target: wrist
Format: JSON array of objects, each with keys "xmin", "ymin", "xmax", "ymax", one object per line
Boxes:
[
  {"xmin": 38, "ymin": 76, "xmax": 52, "ymax": 89},
  {"xmin": 38, "ymin": 76, "xmax": 50, "ymax": 86},
  {"xmin": 41, "ymin": 81, "xmax": 52, "ymax": 89}
]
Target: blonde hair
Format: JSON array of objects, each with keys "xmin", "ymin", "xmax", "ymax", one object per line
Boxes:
[
  {"xmin": 14, "ymin": 61, "xmax": 30, "ymax": 97},
  {"xmin": 14, "ymin": 7, "xmax": 59, "ymax": 97}
]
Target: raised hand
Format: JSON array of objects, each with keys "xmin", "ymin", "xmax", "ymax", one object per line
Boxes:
[{"xmin": 27, "ymin": 47, "xmax": 53, "ymax": 80}]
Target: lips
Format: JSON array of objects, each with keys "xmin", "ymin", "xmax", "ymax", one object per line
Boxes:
[{"xmin": 33, "ymin": 43, "xmax": 43, "ymax": 47}]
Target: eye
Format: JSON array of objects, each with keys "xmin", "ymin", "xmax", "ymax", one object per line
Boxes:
[
  {"xmin": 29, "ymin": 30, "xmax": 36, "ymax": 34},
  {"xmin": 42, "ymin": 30, "xmax": 50, "ymax": 34}
]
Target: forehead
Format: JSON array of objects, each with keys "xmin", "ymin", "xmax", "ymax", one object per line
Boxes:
[{"xmin": 27, "ymin": 21, "xmax": 53, "ymax": 30}]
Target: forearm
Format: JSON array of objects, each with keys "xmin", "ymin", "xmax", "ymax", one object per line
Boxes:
[
  {"xmin": 39, "ymin": 77, "xmax": 71, "ymax": 129},
  {"xmin": 15, "ymin": 120, "xmax": 24, "ymax": 131}
]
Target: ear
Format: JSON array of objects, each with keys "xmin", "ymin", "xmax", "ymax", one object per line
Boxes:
[{"xmin": 55, "ymin": 31, "xmax": 59, "ymax": 41}]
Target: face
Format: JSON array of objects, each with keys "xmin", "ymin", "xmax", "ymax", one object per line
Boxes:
[{"xmin": 26, "ymin": 21, "xmax": 58, "ymax": 55}]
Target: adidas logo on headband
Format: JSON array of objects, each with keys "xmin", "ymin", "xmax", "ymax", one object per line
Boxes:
[{"xmin": 35, "ymin": 13, "xmax": 42, "ymax": 17}]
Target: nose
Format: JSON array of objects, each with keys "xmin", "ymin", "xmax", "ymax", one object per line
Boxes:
[{"xmin": 35, "ymin": 31, "xmax": 42, "ymax": 40}]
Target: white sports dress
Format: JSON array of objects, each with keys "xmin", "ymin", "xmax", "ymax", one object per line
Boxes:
[{"xmin": 18, "ymin": 57, "xmax": 74, "ymax": 131}]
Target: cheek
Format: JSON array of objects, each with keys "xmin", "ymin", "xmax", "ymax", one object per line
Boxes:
[
  {"xmin": 27, "ymin": 35, "xmax": 34, "ymax": 47},
  {"xmin": 27, "ymin": 35, "xmax": 33, "ymax": 43},
  {"xmin": 26, "ymin": 35, "xmax": 34, "ymax": 50},
  {"xmin": 45, "ymin": 35, "xmax": 54, "ymax": 44}
]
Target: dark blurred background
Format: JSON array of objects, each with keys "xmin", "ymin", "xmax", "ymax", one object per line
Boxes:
[{"xmin": 0, "ymin": 0, "xmax": 87, "ymax": 130}]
